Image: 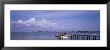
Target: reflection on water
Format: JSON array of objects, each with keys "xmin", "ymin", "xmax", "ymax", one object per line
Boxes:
[{"xmin": 11, "ymin": 32, "xmax": 100, "ymax": 40}]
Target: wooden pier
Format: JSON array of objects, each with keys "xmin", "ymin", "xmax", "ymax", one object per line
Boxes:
[
  {"xmin": 69, "ymin": 34, "xmax": 100, "ymax": 40},
  {"xmin": 55, "ymin": 33, "xmax": 100, "ymax": 40}
]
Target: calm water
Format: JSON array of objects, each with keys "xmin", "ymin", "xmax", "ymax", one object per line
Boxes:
[{"xmin": 11, "ymin": 32, "xmax": 100, "ymax": 40}]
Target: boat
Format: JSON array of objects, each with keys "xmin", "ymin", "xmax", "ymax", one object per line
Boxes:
[{"xmin": 55, "ymin": 32, "xmax": 70, "ymax": 40}]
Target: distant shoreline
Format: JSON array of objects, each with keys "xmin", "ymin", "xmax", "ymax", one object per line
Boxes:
[{"xmin": 11, "ymin": 31, "xmax": 100, "ymax": 33}]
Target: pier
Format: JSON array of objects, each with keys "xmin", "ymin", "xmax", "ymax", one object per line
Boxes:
[
  {"xmin": 69, "ymin": 34, "xmax": 100, "ymax": 40},
  {"xmin": 55, "ymin": 33, "xmax": 100, "ymax": 40}
]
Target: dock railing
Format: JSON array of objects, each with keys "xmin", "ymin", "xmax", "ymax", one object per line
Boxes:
[
  {"xmin": 69, "ymin": 34, "xmax": 100, "ymax": 40},
  {"xmin": 56, "ymin": 33, "xmax": 100, "ymax": 40}
]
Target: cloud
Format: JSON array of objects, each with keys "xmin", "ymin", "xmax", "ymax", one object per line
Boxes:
[
  {"xmin": 17, "ymin": 20, "xmax": 23, "ymax": 23},
  {"xmin": 11, "ymin": 18, "xmax": 63, "ymax": 30},
  {"xmin": 11, "ymin": 17, "xmax": 100, "ymax": 32},
  {"xmin": 37, "ymin": 18, "xmax": 59, "ymax": 28}
]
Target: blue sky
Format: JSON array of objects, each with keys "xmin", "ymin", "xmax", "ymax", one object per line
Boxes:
[{"xmin": 11, "ymin": 10, "xmax": 100, "ymax": 32}]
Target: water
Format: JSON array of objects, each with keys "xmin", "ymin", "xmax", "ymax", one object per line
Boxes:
[{"xmin": 11, "ymin": 32, "xmax": 100, "ymax": 40}]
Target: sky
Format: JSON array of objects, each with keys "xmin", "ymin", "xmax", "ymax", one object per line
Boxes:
[{"xmin": 11, "ymin": 10, "xmax": 100, "ymax": 32}]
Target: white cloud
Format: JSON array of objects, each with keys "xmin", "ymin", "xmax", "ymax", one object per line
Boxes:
[
  {"xmin": 12, "ymin": 18, "xmax": 61, "ymax": 30},
  {"xmin": 17, "ymin": 20, "xmax": 23, "ymax": 23},
  {"xmin": 11, "ymin": 18, "xmax": 99, "ymax": 31},
  {"xmin": 25, "ymin": 18, "xmax": 36, "ymax": 23}
]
